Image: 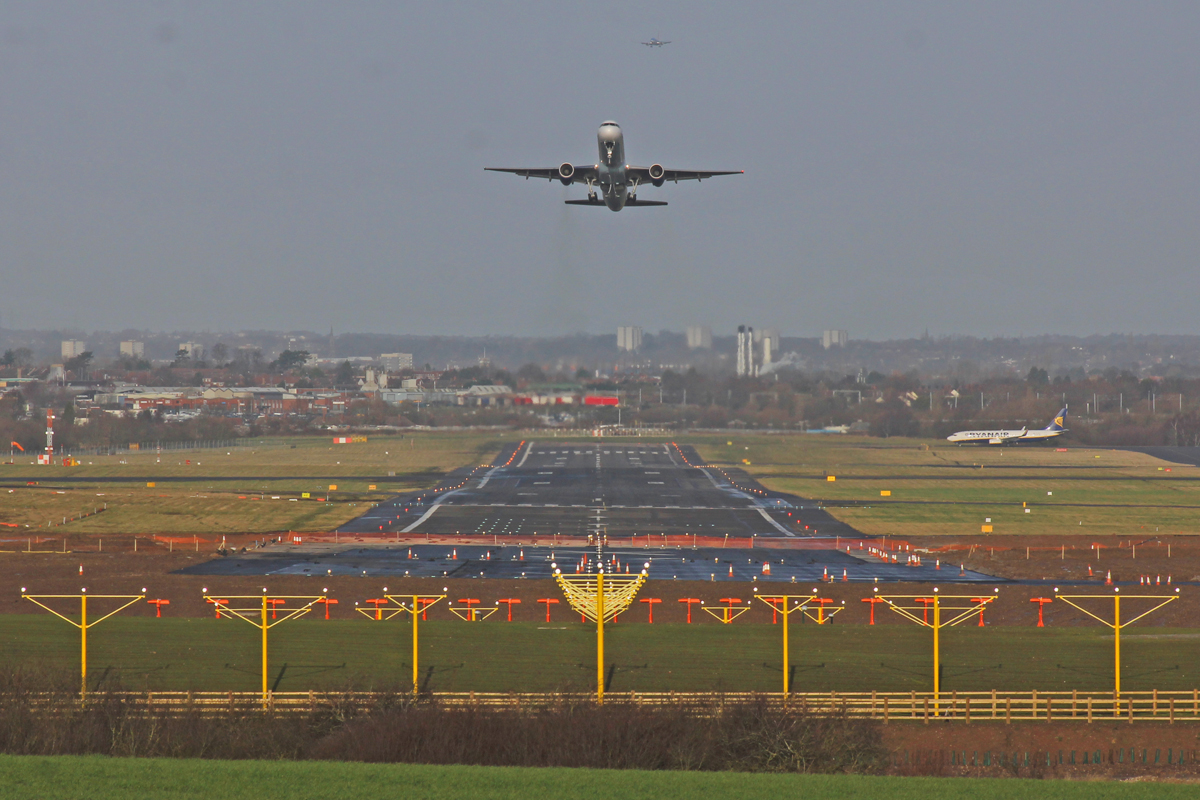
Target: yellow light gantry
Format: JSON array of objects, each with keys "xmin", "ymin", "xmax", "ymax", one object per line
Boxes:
[
  {"xmin": 384, "ymin": 594, "xmax": 447, "ymax": 695},
  {"xmin": 1055, "ymin": 588, "xmax": 1179, "ymax": 698},
  {"xmin": 554, "ymin": 573, "xmax": 647, "ymax": 623},
  {"xmin": 203, "ymin": 591, "xmax": 326, "ymax": 706},
  {"xmin": 875, "ymin": 588, "xmax": 998, "ymax": 702},
  {"xmin": 21, "ymin": 589, "xmax": 145, "ymax": 702},
  {"xmin": 755, "ymin": 593, "xmax": 842, "ymax": 696},
  {"xmin": 554, "ymin": 563, "xmax": 648, "ymax": 705}
]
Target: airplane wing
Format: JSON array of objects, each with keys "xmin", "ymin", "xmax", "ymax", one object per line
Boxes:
[
  {"xmin": 485, "ymin": 166, "xmax": 599, "ymax": 184},
  {"xmin": 626, "ymin": 166, "xmax": 743, "ymax": 183}
]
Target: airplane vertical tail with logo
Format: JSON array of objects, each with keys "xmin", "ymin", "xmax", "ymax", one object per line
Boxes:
[{"xmin": 1045, "ymin": 407, "xmax": 1068, "ymax": 431}]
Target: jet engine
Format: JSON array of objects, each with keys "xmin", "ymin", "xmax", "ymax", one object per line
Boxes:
[
  {"xmin": 558, "ymin": 162, "xmax": 575, "ymax": 185},
  {"xmin": 648, "ymin": 163, "xmax": 665, "ymax": 187}
]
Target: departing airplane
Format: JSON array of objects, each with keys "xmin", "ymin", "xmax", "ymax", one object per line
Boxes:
[
  {"xmin": 946, "ymin": 407, "xmax": 1068, "ymax": 445},
  {"xmin": 485, "ymin": 122, "xmax": 742, "ymax": 211},
  {"xmin": 642, "ymin": 38, "xmax": 671, "ymax": 47}
]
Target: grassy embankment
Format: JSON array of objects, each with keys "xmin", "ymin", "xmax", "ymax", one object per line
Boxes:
[
  {"xmin": 2, "ymin": 617, "xmax": 1196, "ymax": 694},
  {"xmin": 0, "ymin": 756, "xmax": 1196, "ymax": 800}
]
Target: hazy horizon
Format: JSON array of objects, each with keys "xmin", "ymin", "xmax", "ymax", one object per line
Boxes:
[{"xmin": 2, "ymin": 3, "xmax": 1197, "ymax": 339}]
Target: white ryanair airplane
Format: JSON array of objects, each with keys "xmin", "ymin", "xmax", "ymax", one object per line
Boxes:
[
  {"xmin": 946, "ymin": 407, "xmax": 1068, "ymax": 445},
  {"xmin": 486, "ymin": 121, "xmax": 743, "ymax": 211}
]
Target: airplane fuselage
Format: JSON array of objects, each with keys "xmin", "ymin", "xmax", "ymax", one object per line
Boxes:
[{"xmin": 597, "ymin": 122, "xmax": 628, "ymax": 211}]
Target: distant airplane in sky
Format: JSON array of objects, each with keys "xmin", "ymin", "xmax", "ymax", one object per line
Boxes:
[
  {"xmin": 642, "ymin": 38, "xmax": 671, "ymax": 47},
  {"xmin": 946, "ymin": 407, "xmax": 1069, "ymax": 445},
  {"xmin": 485, "ymin": 121, "xmax": 743, "ymax": 211}
]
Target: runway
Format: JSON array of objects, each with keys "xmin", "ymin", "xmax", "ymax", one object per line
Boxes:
[
  {"xmin": 181, "ymin": 441, "xmax": 997, "ymax": 584},
  {"xmin": 338, "ymin": 441, "xmax": 859, "ymax": 539}
]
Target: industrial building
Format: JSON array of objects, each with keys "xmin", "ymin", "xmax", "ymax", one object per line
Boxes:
[
  {"xmin": 736, "ymin": 325, "xmax": 754, "ymax": 376},
  {"xmin": 379, "ymin": 352, "xmax": 413, "ymax": 371},
  {"xmin": 686, "ymin": 325, "xmax": 712, "ymax": 349},
  {"xmin": 756, "ymin": 328, "xmax": 779, "ymax": 367},
  {"xmin": 617, "ymin": 326, "xmax": 643, "ymax": 352},
  {"xmin": 178, "ymin": 341, "xmax": 205, "ymax": 360},
  {"xmin": 823, "ymin": 330, "xmax": 848, "ymax": 349}
]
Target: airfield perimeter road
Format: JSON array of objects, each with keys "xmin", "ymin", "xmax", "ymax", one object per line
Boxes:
[{"xmin": 184, "ymin": 442, "xmax": 994, "ymax": 583}]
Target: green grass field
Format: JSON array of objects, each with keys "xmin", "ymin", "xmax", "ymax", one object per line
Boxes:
[
  {"xmin": 3, "ymin": 617, "xmax": 1196, "ymax": 694},
  {"xmin": 0, "ymin": 756, "xmax": 1194, "ymax": 800},
  {"xmin": 0, "ymin": 433, "xmax": 506, "ymax": 534}
]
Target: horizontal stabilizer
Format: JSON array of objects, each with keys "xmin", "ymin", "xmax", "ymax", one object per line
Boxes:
[{"xmin": 564, "ymin": 198, "xmax": 668, "ymax": 206}]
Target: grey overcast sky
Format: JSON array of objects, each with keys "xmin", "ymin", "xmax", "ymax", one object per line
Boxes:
[{"xmin": 1, "ymin": 2, "xmax": 1198, "ymax": 340}]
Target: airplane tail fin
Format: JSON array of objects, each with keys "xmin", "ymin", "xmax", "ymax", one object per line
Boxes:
[{"xmin": 1045, "ymin": 407, "xmax": 1068, "ymax": 431}]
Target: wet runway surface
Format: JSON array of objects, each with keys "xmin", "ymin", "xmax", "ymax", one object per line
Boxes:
[
  {"xmin": 180, "ymin": 441, "xmax": 997, "ymax": 584},
  {"xmin": 177, "ymin": 542, "xmax": 993, "ymax": 583}
]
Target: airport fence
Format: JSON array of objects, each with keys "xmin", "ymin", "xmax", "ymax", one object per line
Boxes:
[{"xmin": 43, "ymin": 689, "xmax": 1200, "ymax": 721}]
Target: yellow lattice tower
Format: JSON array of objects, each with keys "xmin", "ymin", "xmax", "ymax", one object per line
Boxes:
[
  {"xmin": 875, "ymin": 587, "xmax": 999, "ymax": 704},
  {"xmin": 554, "ymin": 561, "xmax": 648, "ymax": 704},
  {"xmin": 204, "ymin": 589, "xmax": 327, "ymax": 707},
  {"xmin": 22, "ymin": 587, "xmax": 145, "ymax": 703},
  {"xmin": 1055, "ymin": 587, "xmax": 1179, "ymax": 698}
]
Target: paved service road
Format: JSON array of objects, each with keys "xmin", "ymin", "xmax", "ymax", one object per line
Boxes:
[{"xmin": 338, "ymin": 441, "xmax": 859, "ymax": 540}]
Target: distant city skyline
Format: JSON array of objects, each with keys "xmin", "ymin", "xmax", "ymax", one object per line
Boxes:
[{"xmin": 5, "ymin": 327, "xmax": 1200, "ymax": 380}]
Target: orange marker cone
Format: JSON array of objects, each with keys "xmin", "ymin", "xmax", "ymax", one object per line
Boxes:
[
  {"xmin": 936, "ymin": 559, "xmax": 941, "ymax": 570},
  {"xmin": 842, "ymin": 568, "xmax": 848, "ymax": 582},
  {"xmin": 728, "ymin": 564, "xmax": 733, "ymax": 578},
  {"xmin": 762, "ymin": 561, "xmax": 770, "ymax": 575},
  {"xmin": 1105, "ymin": 570, "xmax": 1112, "ymax": 586},
  {"xmin": 452, "ymin": 548, "xmax": 457, "ymax": 560},
  {"xmin": 1088, "ymin": 564, "xmax": 1093, "ymax": 577},
  {"xmin": 960, "ymin": 563, "xmax": 965, "ymax": 576}
]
